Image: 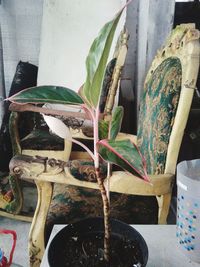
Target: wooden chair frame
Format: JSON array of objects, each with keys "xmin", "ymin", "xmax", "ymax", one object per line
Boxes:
[{"xmin": 8, "ymin": 24, "xmax": 200, "ymax": 267}]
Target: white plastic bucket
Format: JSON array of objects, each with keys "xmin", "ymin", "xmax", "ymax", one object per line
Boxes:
[{"xmin": 176, "ymin": 159, "xmax": 200, "ymax": 263}]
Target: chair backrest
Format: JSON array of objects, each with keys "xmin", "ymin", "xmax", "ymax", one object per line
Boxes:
[
  {"xmin": 137, "ymin": 24, "xmax": 200, "ymax": 175},
  {"xmin": 102, "ymin": 29, "xmax": 128, "ymax": 119}
]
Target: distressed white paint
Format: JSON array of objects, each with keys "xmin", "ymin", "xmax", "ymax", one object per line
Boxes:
[{"xmin": 37, "ymin": 0, "xmax": 126, "ymax": 91}]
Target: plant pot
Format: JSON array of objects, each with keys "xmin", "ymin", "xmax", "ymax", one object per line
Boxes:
[{"xmin": 48, "ymin": 217, "xmax": 148, "ymax": 267}]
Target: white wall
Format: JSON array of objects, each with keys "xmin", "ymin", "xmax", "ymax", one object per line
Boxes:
[
  {"xmin": 37, "ymin": 0, "xmax": 126, "ymax": 91},
  {"xmin": 0, "ymin": 0, "xmax": 176, "ymax": 130},
  {"xmin": 0, "ymin": 0, "xmax": 43, "ymax": 94},
  {"xmin": 136, "ymin": 0, "xmax": 175, "ymax": 109}
]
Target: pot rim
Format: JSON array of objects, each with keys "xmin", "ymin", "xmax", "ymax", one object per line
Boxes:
[{"xmin": 48, "ymin": 217, "xmax": 149, "ymax": 267}]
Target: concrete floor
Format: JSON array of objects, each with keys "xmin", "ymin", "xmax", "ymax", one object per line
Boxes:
[{"xmin": 0, "ymin": 217, "xmax": 30, "ymax": 267}]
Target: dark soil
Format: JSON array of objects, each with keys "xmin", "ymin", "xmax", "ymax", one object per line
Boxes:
[{"xmin": 55, "ymin": 232, "xmax": 143, "ymax": 267}]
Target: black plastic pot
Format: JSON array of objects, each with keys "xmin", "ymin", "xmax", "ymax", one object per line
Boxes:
[{"xmin": 48, "ymin": 217, "xmax": 148, "ymax": 267}]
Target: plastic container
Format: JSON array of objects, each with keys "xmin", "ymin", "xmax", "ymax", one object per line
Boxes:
[{"xmin": 176, "ymin": 159, "xmax": 200, "ymax": 263}]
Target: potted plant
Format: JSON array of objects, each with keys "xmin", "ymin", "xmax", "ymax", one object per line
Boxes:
[{"xmin": 8, "ymin": 3, "xmax": 149, "ymax": 267}]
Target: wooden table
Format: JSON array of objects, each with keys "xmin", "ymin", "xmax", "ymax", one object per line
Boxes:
[{"xmin": 41, "ymin": 224, "xmax": 200, "ymax": 267}]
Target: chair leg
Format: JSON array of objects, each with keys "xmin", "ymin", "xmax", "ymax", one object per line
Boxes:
[
  {"xmin": 29, "ymin": 180, "xmax": 53, "ymax": 267},
  {"xmin": 157, "ymin": 193, "xmax": 172, "ymax": 224}
]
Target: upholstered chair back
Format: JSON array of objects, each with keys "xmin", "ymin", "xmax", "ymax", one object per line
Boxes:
[{"xmin": 137, "ymin": 57, "xmax": 182, "ymax": 174}]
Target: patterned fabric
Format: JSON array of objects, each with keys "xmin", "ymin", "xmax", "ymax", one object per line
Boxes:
[
  {"xmin": 68, "ymin": 160, "xmax": 107, "ymax": 182},
  {"xmin": 46, "ymin": 186, "xmax": 158, "ymax": 227},
  {"xmin": 137, "ymin": 57, "xmax": 182, "ymax": 174}
]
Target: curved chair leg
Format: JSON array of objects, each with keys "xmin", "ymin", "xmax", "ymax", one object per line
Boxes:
[
  {"xmin": 157, "ymin": 193, "xmax": 172, "ymax": 224},
  {"xmin": 29, "ymin": 180, "xmax": 53, "ymax": 267}
]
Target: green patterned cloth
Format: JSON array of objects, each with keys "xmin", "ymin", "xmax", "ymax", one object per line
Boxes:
[{"xmin": 137, "ymin": 57, "xmax": 182, "ymax": 174}]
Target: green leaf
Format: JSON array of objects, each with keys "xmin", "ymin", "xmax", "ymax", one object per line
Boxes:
[
  {"xmin": 8, "ymin": 85, "xmax": 84, "ymax": 105},
  {"xmin": 83, "ymin": 8, "xmax": 125, "ymax": 108},
  {"xmin": 110, "ymin": 106, "xmax": 124, "ymax": 140},
  {"xmin": 78, "ymin": 84, "xmax": 92, "ymax": 108},
  {"xmin": 99, "ymin": 120, "xmax": 109, "ymax": 139},
  {"xmin": 98, "ymin": 139, "xmax": 149, "ymax": 181}
]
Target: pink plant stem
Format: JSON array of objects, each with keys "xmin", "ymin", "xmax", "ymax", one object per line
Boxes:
[
  {"xmin": 93, "ymin": 108, "xmax": 99, "ymax": 169},
  {"xmin": 93, "ymin": 107, "xmax": 110, "ymax": 262},
  {"xmin": 106, "ymin": 163, "xmax": 111, "ymax": 203},
  {"xmin": 96, "ymin": 169, "xmax": 110, "ymax": 262},
  {"xmin": 71, "ymin": 138, "xmax": 95, "ymax": 160}
]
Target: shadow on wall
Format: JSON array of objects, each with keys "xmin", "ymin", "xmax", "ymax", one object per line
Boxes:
[{"xmin": 0, "ymin": 61, "xmax": 38, "ymax": 173}]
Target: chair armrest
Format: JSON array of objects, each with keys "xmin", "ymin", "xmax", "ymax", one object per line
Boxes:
[
  {"xmin": 27, "ymin": 171, "xmax": 174, "ymax": 196},
  {"xmin": 10, "ymin": 154, "xmax": 173, "ymax": 197},
  {"xmin": 107, "ymin": 171, "xmax": 174, "ymax": 196},
  {"xmin": 58, "ymin": 170, "xmax": 174, "ymax": 196}
]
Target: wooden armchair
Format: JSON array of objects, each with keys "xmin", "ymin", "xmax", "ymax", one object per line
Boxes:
[
  {"xmin": 2, "ymin": 28, "xmax": 128, "ymax": 218},
  {"xmin": 9, "ymin": 24, "xmax": 200, "ymax": 267}
]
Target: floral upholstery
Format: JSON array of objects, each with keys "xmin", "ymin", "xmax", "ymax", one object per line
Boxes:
[{"xmin": 137, "ymin": 57, "xmax": 182, "ymax": 174}]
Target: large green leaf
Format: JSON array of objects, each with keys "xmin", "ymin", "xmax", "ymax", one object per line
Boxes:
[
  {"xmin": 83, "ymin": 8, "xmax": 125, "ymax": 108},
  {"xmin": 98, "ymin": 139, "xmax": 149, "ymax": 181},
  {"xmin": 8, "ymin": 85, "xmax": 83, "ymax": 105},
  {"xmin": 110, "ymin": 106, "xmax": 124, "ymax": 140}
]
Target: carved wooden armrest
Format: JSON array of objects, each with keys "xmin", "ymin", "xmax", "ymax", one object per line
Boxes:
[
  {"xmin": 108, "ymin": 171, "xmax": 174, "ymax": 195},
  {"xmin": 10, "ymin": 154, "xmax": 173, "ymax": 197}
]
